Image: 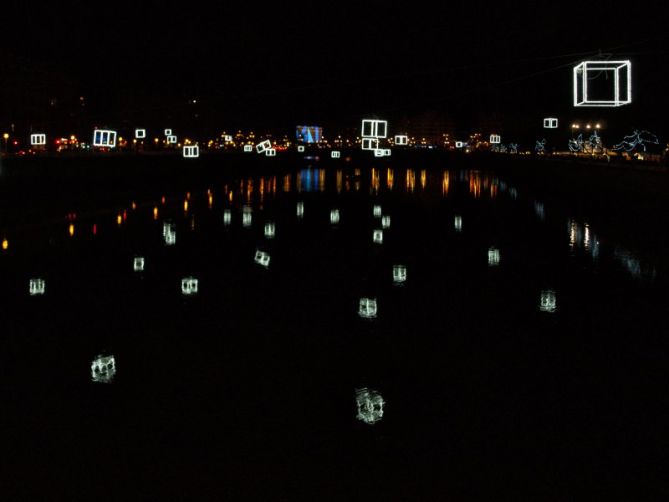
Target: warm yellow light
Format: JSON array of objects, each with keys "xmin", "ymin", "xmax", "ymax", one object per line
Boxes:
[
  {"xmin": 131, "ymin": 202, "xmax": 137, "ymax": 210},
  {"xmin": 2, "ymin": 133, "xmax": 8, "ymax": 140},
  {"xmin": 184, "ymin": 200, "xmax": 189, "ymax": 212},
  {"xmin": 1, "ymin": 238, "xmax": 8, "ymax": 250},
  {"xmin": 117, "ymin": 214, "xmax": 122, "ymax": 225},
  {"xmin": 68, "ymin": 224, "xmax": 75, "ymax": 237},
  {"xmin": 596, "ymin": 124, "xmax": 601, "ymax": 129}
]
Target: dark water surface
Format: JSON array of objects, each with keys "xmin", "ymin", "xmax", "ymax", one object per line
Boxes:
[{"xmin": 1, "ymin": 160, "xmax": 667, "ymax": 500}]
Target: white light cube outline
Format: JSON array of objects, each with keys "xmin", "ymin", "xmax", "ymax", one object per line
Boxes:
[
  {"xmin": 243, "ymin": 144, "xmax": 253, "ymax": 152},
  {"xmin": 373, "ymin": 205, "xmax": 382, "ymax": 218},
  {"xmin": 381, "ymin": 216, "xmax": 391, "ymax": 229},
  {"xmin": 296, "ymin": 201, "xmax": 305, "ymax": 219},
  {"xmin": 382, "ymin": 149, "xmax": 391, "ymax": 156},
  {"xmin": 355, "ymin": 387, "xmax": 385, "ymax": 424},
  {"xmin": 331, "ymin": 150, "xmax": 341, "ymax": 158},
  {"xmin": 374, "ymin": 149, "xmax": 384, "ymax": 157},
  {"xmin": 133, "ymin": 257, "xmax": 145, "ymax": 272},
  {"xmin": 183, "ymin": 145, "xmax": 199, "ymax": 158},
  {"xmin": 224, "ymin": 135, "xmax": 233, "ymax": 142},
  {"xmin": 358, "ymin": 298, "xmax": 378, "ymax": 319},
  {"xmin": 254, "ymin": 250, "xmax": 270, "ymax": 268},
  {"xmin": 455, "ymin": 141, "xmax": 464, "ymax": 148},
  {"xmin": 164, "ymin": 129, "xmax": 172, "ymax": 136},
  {"xmin": 490, "ymin": 135, "xmax": 501, "ymax": 144},
  {"xmin": 362, "ymin": 138, "xmax": 379, "ymax": 151},
  {"xmin": 91, "ymin": 355, "xmax": 116, "ymax": 384},
  {"xmin": 488, "ymin": 247, "xmax": 500, "ymax": 267},
  {"xmin": 181, "ymin": 277, "xmax": 199, "ymax": 296},
  {"xmin": 29, "ymin": 278, "xmax": 46, "ymax": 296},
  {"xmin": 167, "ymin": 135, "xmax": 177, "ymax": 144},
  {"xmin": 256, "ymin": 139, "xmax": 272, "ymax": 154},
  {"xmin": 361, "ymin": 119, "xmax": 388, "ymax": 138},
  {"xmin": 297, "ymin": 145, "xmax": 305, "ymax": 152},
  {"xmin": 330, "ymin": 209, "xmax": 340, "ymax": 225},
  {"xmin": 573, "ymin": 60, "xmax": 632, "ymax": 107},
  {"xmin": 394, "ymin": 135, "xmax": 408, "ymax": 145},
  {"xmin": 543, "ymin": 118, "xmax": 558, "ymax": 129},
  {"xmin": 539, "ymin": 289, "xmax": 557, "ymax": 313},
  {"xmin": 265, "ymin": 148, "xmax": 276, "ymax": 157},
  {"xmin": 393, "ymin": 265, "xmax": 407, "ymax": 284},
  {"xmin": 373, "ymin": 229, "xmax": 383, "ymax": 244},
  {"xmin": 264, "ymin": 222, "xmax": 276, "ymax": 239},
  {"xmin": 135, "ymin": 128, "xmax": 146, "ymax": 139},
  {"xmin": 30, "ymin": 134, "xmax": 46, "ymax": 146},
  {"xmin": 93, "ymin": 129, "xmax": 117, "ymax": 148}
]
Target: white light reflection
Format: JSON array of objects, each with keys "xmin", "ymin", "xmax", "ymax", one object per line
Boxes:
[
  {"xmin": 91, "ymin": 355, "xmax": 116, "ymax": 384},
  {"xmin": 355, "ymin": 388, "xmax": 385, "ymax": 424},
  {"xmin": 29, "ymin": 278, "xmax": 46, "ymax": 296},
  {"xmin": 163, "ymin": 222, "xmax": 176, "ymax": 246},
  {"xmin": 133, "ymin": 257, "xmax": 145, "ymax": 272},
  {"xmin": 243, "ymin": 145, "xmax": 253, "ymax": 152},
  {"xmin": 242, "ymin": 206, "xmax": 252, "ymax": 228},
  {"xmin": 181, "ymin": 277, "xmax": 199, "ymax": 296},
  {"xmin": 373, "ymin": 205, "xmax": 382, "ymax": 218},
  {"xmin": 373, "ymin": 229, "xmax": 383, "ymax": 244},
  {"xmin": 539, "ymin": 290, "xmax": 557, "ymax": 313},
  {"xmin": 488, "ymin": 247, "xmax": 500, "ymax": 267},
  {"xmin": 393, "ymin": 265, "xmax": 407, "ymax": 285},
  {"xmin": 330, "ymin": 209, "xmax": 340, "ymax": 225},
  {"xmin": 331, "ymin": 150, "xmax": 341, "ymax": 158},
  {"xmin": 358, "ymin": 298, "xmax": 378, "ymax": 319},
  {"xmin": 254, "ymin": 250, "xmax": 270, "ymax": 268},
  {"xmin": 381, "ymin": 216, "xmax": 391, "ymax": 229},
  {"xmin": 264, "ymin": 222, "xmax": 276, "ymax": 239},
  {"xmin": 223, "ymin": 209, "xmax": 232, "ymax": 226},
  {"xmin": 454, "ymin": 215, "xmax": 463, "ymax": 232}
]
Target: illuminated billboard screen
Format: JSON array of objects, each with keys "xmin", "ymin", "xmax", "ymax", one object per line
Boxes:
[{"xmin": 296, "ymin": 125, "xmax": 323, "ymax": 143}]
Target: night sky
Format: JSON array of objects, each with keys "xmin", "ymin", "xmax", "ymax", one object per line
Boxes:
[{"xmin": 2, "ymin": 1, "xmax": 669, "ymax": 140}]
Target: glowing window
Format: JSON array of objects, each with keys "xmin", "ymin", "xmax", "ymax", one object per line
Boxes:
[
  {"xmin": 358, "ymin": 298, "xmax": 378, "ymax": 319},
  {"xmin": 573, "ymin": 60, "xmax": 632, "ymax": 107},
  {"xmin": 181, "ymin": 277, "xmax": 199, "ymax": 295},
  {"xmin": 29, "ymin": 278, "xmax": 46, "ymax": 296},
  {"xmin": 135, "ymin": 129, "xmax": 146, "ymax": 139},
  {"xmin": 355, "ymin": 388, "xmax": 385, "ymax": 424},
  {"xmin": 394, "ymin": 135, "xmax": 408, "ymax": 145},
  {"xmin": 256, "ymin": 139, "xmax": 272, "ymax": 153},
  {"xmin": 543, "ymin": 118, "xmax": 558, "ymax": 128},
  {"xmin": 133, "ymin": 257, "xmax": 145, "ymax": 272},
  {"xmin": 30, "ymin": 134, "xmax": 46, "ymax": 146},
  {"xmin": 93, "ymin": 129, "xmax": 117, "ymax": 148},
  {"xmin": 183, "ymin": 145, "xmax": 199, "ymax": 158},
  {"xmin": 91, "ymin": 355, "xmax": 116, "ymax": 384}
]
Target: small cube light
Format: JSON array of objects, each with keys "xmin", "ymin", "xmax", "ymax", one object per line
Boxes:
[
  {"xmin": 543, "ymin": 118, "xmax": 558, "ymax": 129},
  {"xmin": 29, "ymin": 278, "xmax": 46, "ymax": 296},
  {"xmin": 243, "ymin": 144, "xmax": 253, "ymax": 152},
  {"xmin": 91, "ymin": 355, "xmax": 116, "ymax": 384},
  {"xmin": 181, "ymin": 277, "xmax": 199, "ymax": 296},
  {"xmin": 331, "ymin": 150, "xmax": 341, "ymax": 158},
  {"xmin": 373, "ymin": 229, "xmax": 383, "ymax": 244},
  {"xmin": 135, "ymin": 128, "xmax": 146, "ymax": 139},
  {"xmin": 265, "ymin": 148, "xmax": 276, "ymax": 157},
  {"xmin": 490, "ymin": 134, "xmax": 501, "ymax": 144},
  {"xmin": 394, "ymin": 134, "xmax": 408, "ymax": 145},
  {"xmin": 358, "ymin": 298, "xmax": 378, "ymax": 319},
  {"xmin": 30, "ymin": 134, "xmax": 46, "ymax": 146},
  {"xmin": 256, "ymin": 139, "xmax": 272, "ymax": 154},
  {"xmin": 297, "ymin": 145, "xmax": 305, "ymax": 152},
  {"xmin": 183, "ymin": 145, "xmax": 199, "ymax": 158},
  {"xmin": 133, "ymin": 257, "xmax": 145, "ymax": 272},
  {"xmin": 254, "ymin": 250, "xmax": 270, "ymax": 268}
]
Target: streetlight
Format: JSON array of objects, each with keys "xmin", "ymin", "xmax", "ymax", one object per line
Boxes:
[{"xmin": 2, "ymin": 133, "xmax": 8, "ymax": 153}]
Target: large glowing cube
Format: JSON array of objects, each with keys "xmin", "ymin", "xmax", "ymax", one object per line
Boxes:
[
  {"xmin": 256, "ymin": 139, "xmax": 272, "ymax": 154},
  {"xmin": 91, "ymin": 355, "xmax": 116, "ymax": 384},
  {"xmin": 29, "ymin": 278, "xmax": 46, "ymax": 296},
  {"xmin": 394, "ymin": 135, "xmax": 408, "ymax": 145},
  {"xmin": 361, "ymin": 119, "xmax": 387, "ymax": 138},
  {"xmin": 93, "ymin": 129, "xmax": 117, "ymax": 148},
  {"xmin": 543, "ymin": 118, "xmax": 558, "ymax": 129},
  {"xmin": 573, "ymin": 60, "xmax": 632, "ymax": 107},
  {"xmin": 183, "ymin": 145, "xmax": 199, "ymax": 158},
  {"xmin": 254, "ymin": 250, "xmax": 270, "ymax": 268},
  {"xmin": 358, "ymin": 298, "xmax": 377, "ymax": 319},
  {"xmin": 355, "ymin": 388, "xmax": 385, "ymax": 424},
  {"xmin": 135, "ymin": 129, "xmax": 146, "ymax": 139},
  {"xmin": 30, "ymin": 134, "xmax": 46, "ymax": 146},
  {"xmin": 181, "ymin": 277, "xmax": 199, "ymax": 295}
]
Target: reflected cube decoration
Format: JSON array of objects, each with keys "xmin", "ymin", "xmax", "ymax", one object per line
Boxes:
[
  {"xmin": 373, "ymin": 229, "xmax": 383, "ymax": 244},
  {"xmin": 539, "ymin": 289, "xmax": 557, "ymax": 313},
  {"xmin": 454, "ymin": 215, "xmax": 463, "ymax": 232},
  {"xmin": 29, "ymin": 278, "xmax": 46, "ymax": 296},
  {"xmin": 181, "ymin": 277, "xmax": 199, "ymax": 295},
  {"xmin": 358, "ymin": 298, "xmax": 378, "ymax": 319},
  {"xmin": 355, "ymin": 388, "xmax": 385, "ymax": 424},
  {"xmin": 91, "ymin": 355, "xmax": 116, "ymax": 384},
  {"xmin": 330, "ymin": 209, "xmax": 340, "ymax": 225},
  {"xmin": 133, "ymin": 257, "xmax": 145, "ymax": 272},
  {"xmin": 381, "ymin": 216, "xmax": 391, "ymax": 229},
  {"xmin": 573, "ymin": 60, "xmax": 632, "ymax": 107},
  {"xmin": 373, "ymin": 205, "xmax": 382, "ymax": 218},
  {"xmin": 264, "ymin": 222, "xmax": 276, "ymax": 239},
  {"xmin": 393, "ymin": 265, "xmax": 407, "ymax": 284},
  {"xmin": 254, "ymin": 250, "xmax": 270, "ymax": 268},
  {"xmin": 488, "ymin": 247, "xmax": 500, "ymax": 267}
]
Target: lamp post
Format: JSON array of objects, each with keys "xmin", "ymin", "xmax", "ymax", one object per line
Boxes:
[{"xmin": 2, "ymin": 133, "xmax": 8, "ymax": 154}]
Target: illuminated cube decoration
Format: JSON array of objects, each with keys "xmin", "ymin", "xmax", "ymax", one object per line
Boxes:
[
  {"xmin": 361, "ymin": 119, "xmax": 388, "ymax": 139},
  {"xmin": 330, "ymin": 209, "xmax": 340, "ymax": 225},
  {"xmin": 573, "ymin": 60, "xmax": 631, "ymax": 107},
  {"xmin": 454, "ymin": 215, "xmax": 463, "ymax": 232},
  {"xmin": 539, "ymin": 290, "xmax": 557, "ymax": 313},
  {"xmin": 358, "ymin": 298, "xmax": 378, "ymax": 319},
  {"xmin": 373, "ymin": 205, "xmax": 382, "ymax": 218},
  {"xmin": 374, "ymin": 149, "xmax": 385, "ymax": 157},
  {"xmin": 264, "ymin": 222, "xmax": 275, "ymax": 239},
  {"xmin": 490, "ymin": 134, "xmax": 501, "ymax": 144},
  {"xmin": 135, "ymin": 128, "xmax": 146, "ymax": 139},
  {"xmin": 164, "ymin": 129, "xmax": 172, "ymax": 136},
  {"xmin": 243, "ymin": 144, "xmax": 253, "ymax": 152},
  {"xmin": 91, "ymin": 355, "xmax": 116, "ymax": 384},
  {"xmin": 265, "ymin": 148, "xmax": 276, "ymax": 157},
  {"xmin": 93, "ymin": 129, "xmax": 117, "ymax": 148},
  {"xmin": 394, "ymin": 135, "xmax": 408, "ymax": 145},
  {"xmin": 393, "ymin": 265, "xmax": 407, "ymax": 284},
  {"xmin": 224, "ymin": 135, "xmax": 233, "ymax": 142},
  {"xmin": 362, "ymin": 138, "xmax": 379, "ymax": 151},
  {"xmin": 543, "ymin": 118, "xmax": 558, "ymax": 129},
  {"xmin": 381, "ymin": 216, "xmax": 391, "ymax": 229},
  {"xmin": 223, "ymin": 209, "xmax": 232, "ymax": 226},
  {"xmin": 455, "ymin": 141, "xmax": 464, "ymax": 148},
  {"xmin": 296, "ymin": 201, "xmax": 304, "ymax": 218},
  {"xmin": 331, "ymin": 151, "xmax": 341, "ymax": 158},
  {"xmin": 30, "ymin": 134, "xmax": 46, "ymax": 146},
  {"xmin": 167, "ymin": 135, "xmax": 177, "ymax": 144},
  {"xmin": 373, "ymin": 229, "xmax": 383, "ymax": 244},
  {"xmin": 181, "ymin": 277, "xmax": 199, "ymax": 295},
  {"xmin": 163, "ymin": 222, "xmax": 176, "ymax": 246},
  {"xmin": 242, "ymin": 206, "xmax": 252, "ymax": 228},
  {"xmin": 296, "ymin": 125, "xmax": 323, "ymax": 143},
  {"xmin": 29, "ymin": 278, "xmax": 46, "ymax": 296},
  {"xmin": 254, "ymin": 250, "xmax": 270, "ymax": 268},
  {"xmin": 297, "ymin": 145, "xmax": 305, "ymax": 153},
  {"xmin": 355, "ymin": 388, "xmax": 385, "ymax": 424},
  {"xmin": 488, "ymin": 247, "xmax": 500, "ymax": 267},
  {"xmin": 133, "ymin": 257, "xmax": 145, "ymax": 272},
  {"xmin": 256, "ymin": 139, "xmax": 272, "ymax": 154},
  {"xmin": 183, "ymin": 145, "xmax": 199, "ymax": 158}
]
